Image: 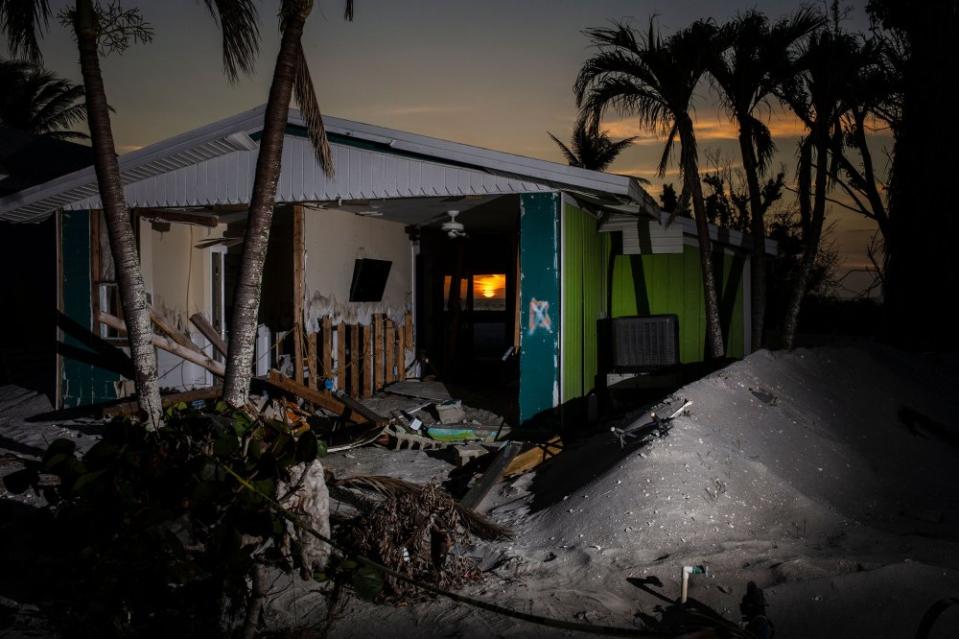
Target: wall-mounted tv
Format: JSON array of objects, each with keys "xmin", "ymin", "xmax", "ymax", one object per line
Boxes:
[{"xmin": 349, "ymin": 258, "xmax": 392, "ymax": 302}]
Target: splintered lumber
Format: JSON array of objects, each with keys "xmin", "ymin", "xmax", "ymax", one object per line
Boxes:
[
  {"xmin": 137, "ymin": 208, "xmax": 219, "ymax": 227},
  {"xmin": 396, "ymin": 320, "xmax": 406, "ymax": 381},
  {"xmin": 307, "ymin": 332, "xmax": 318, "ymax": 390},
  {"xmin": 504, "ymin": 436, "xmax": 563, "ymax": 477},
  {"xmin": 292, "ymin": 206, "xmax": 305, "ymax": 385},
  {"xmin": 293, "ymin": 323, "xmax": 305, "ymax": 385},
  {"xmin": 104, "ymin": 387, "xmax": 221, "ymax": 418},
  {"xmin": 99, "ymin": 312, "xmax": 225, "ymax": 377},
  {"xmin": 336, "ymin": 322, "xmax": 346, "ymax": 392},
  {"xmin": 266, "ymin": 370, "xmax": 369, "ymax": 424},
  {"xmin": 321, "ymin": 316, "xmax": 333, "ymax": 380},
  {"xmin": 150, "ymin": 307, "xmax": 200, "ymax": 354},
  {"xmin": 374, "ymin": 314, "xmax": 385, "ymax": 391},
  {"xmin": 362, "ymin": 325, "xmax": 373, "ymax": 398},
  {"xmin": 332, "ymin": 389, "xmax": 387, "ymax": 425},
  {"xmin": 460, "ymin": 441, "xmax": 523, "ymax": 513},
  {"xmin": 385, "ymin": 319, "xmax": 396, "ymax": 384},
  {"xmin": 350, "ymin": 325, "xmax": 360, "ymax": 396},
  {"xmin": 190, "ymin": 312, "xmax": 228, "ymax": 356}
]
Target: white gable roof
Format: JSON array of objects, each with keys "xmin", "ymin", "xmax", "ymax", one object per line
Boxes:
[{"xmin": 0, "ymin": 104, "xmax": 658, "ymax": 222}]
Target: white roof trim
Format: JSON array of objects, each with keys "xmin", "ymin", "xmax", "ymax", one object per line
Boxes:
[
  {"xmin": 0, "ymin": 104, "xmax": 657, "ymax": 222},
  {"xmin": 600, "ymin": 211, "xmax": 777, "ymax": 254}
]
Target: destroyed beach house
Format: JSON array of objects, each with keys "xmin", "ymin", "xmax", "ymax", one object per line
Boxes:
[{"xmin": 0, "ymin": 105, "xmax": 774, "ymax": 426}]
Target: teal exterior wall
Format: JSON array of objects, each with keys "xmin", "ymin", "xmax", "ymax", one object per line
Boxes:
[
  {"xmin": 518, "ymin": 192, "xmax": 560, "ymax": 426},
  {"xmin": 59, "ymin": 210, "xmax": 120, "ymax": 407}
]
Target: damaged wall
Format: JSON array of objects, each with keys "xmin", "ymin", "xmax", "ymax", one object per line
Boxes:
[{"xmin": 301, "ymin": 206, "xmax": 411, "ymax": 330}]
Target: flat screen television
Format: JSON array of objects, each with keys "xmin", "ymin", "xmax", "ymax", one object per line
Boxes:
[{"xmin": 349, "ymin": 258, "xmax": 392, "ymax": 302}]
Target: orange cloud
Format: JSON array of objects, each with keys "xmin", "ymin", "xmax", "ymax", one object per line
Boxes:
[{"xmin": 599, "ymin": 112, "xmax": 809, "ymax": 144}]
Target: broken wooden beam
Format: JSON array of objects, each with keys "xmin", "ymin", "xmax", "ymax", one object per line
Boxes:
[
  {"xmin": 190, "ymin": 312, "xmax": 228, "ymax": 356},
  {"xmin": 459, "ymin": 441, "xmax": 523, "ymax": 514},
  {"xmin": 150, "ymin": 307, "xmax": 202, "ymax": 354},
  {"xmin": 99, "ymin": 311, "xmax": 225, "ymax": 377},
  {"xmin": 266, "ymin": 369, "xmax": 371, "ymax": 424},
  {"xmin": 504, "ymin": 436, "xmax": 563, "ymax": 477},
  {"xmin": 336, "ymin": 322, "xmax": 346, "ymax": 392},
  {"xmin": 307, "ymin": 331, "xmax": 318, "ymax": 390},
  {"xmin": 332, "ymin": 389, "xmax": 387, "ymax": 425}
]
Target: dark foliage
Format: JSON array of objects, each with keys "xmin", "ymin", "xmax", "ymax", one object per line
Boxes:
[{"xmin": 3, "ymin": 402, "xmax": 327, "ymax": 637}]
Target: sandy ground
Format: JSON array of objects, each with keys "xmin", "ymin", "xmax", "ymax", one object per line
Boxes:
[{"xmin": 3, "ymin": 342, "xmax": 959, "ymax": 637}]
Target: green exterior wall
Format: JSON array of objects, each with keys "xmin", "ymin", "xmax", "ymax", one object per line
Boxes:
[
  {"xmin": 518, "ymin": 192, "xmax": 561, "ymax": 426},
  {"xmin": 60, "ymin": 210, "xmax": 120, "ymax": 407},
  {"xmin": 561, "ymin": 199, "xmax": 604, "ymax": 403},
  {"xmin": 607, "ymin": 242, "xmax": 746, "ymax": 362}
]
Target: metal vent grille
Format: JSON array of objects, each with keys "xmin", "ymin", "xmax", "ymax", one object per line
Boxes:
[{"xmin": 609, "ymin": 315, "xmax": 679, "ymax": 370}]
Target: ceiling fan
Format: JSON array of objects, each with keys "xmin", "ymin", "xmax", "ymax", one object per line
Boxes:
[{"xmin": 441, "ymin": 210, "xmax": 467, "ymax": 238}]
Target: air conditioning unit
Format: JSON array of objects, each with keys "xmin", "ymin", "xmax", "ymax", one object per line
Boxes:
[{"xmin": 606, "ymin": 315, "xmax": 680, "ymax": 371}]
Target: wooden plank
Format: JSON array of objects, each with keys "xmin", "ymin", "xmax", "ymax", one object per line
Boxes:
[
  {"xmin": 374, "ymin": 314, "xmax": 385, "ymax": 391},
  {"xmin": 104, "ymin": 387, "xmax": 221, "ymax": 418},
  {"xmin": 321, "ymin": 316, "xmax": 332, "ymax": 379},
  {"xmin": 99, "ymin": 311, "xmax": 224, "ymax": 377},
  {"xmin": 307, "ymin": 331, "xmax": 318, "ymax": 390},
  {"xmin": 504, "ymin": 436, "xmax": 563, "ymax": 477},
  {"xmin": 362, "ymin": 324, "xmax": 373, "ymax": 398},
  {"xmin": 332, "ymin": 389, "xmax": 387, "ymax": 425},
  {"xmin": 266, "ymin": 370, "xmax": 370, "ymax": 424},
  {"xmin": 396, "ymin": 319, "xmax": 406, "ymax": 381},
  {"xmin": 336, "ymin": 322, "xmax": 346, "ymax": 392},
  {"xmin": 292, "ymin": 205, "xmax": 305, "ymax": 385},
  {"xmin": 350, "ymin": 324, "xmax": 360, "ymax": 396},
  {"xmin": 404, "ymin": 311, "xmax": 413, "ymax": 350},
  {"xmin": 190, "ymin": 312, "xmax": 228, "ymax": 356},
  {"xmin": 385, "ymin": 319, "xmax": 396, "ymax": 384},
  {"xmin": 151, "ymin": 307, "xmax": 202, "ymax": 355},
  {"xmin": 460, "ymin": 441, "xmax": 523, "ymax": 514}
]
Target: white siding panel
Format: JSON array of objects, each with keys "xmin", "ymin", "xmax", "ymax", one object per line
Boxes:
[{"xmin": 61, "ymin": 139, "xmax": 551, "ymax": 211}]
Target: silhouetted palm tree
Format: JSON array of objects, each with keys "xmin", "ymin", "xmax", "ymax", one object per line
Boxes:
[
  {"xmin": 709, "ymin": 8, "xmax": 823, "ymax": 349},
  {"xmin": 0, "ymin": 58, "xmax": 87, "ymax": 139},
  {"xmin": 576, "ymin": 19, "xmax": 730, "ymax": 359},
  {"xmin": 777, "ymin": 26, "xmax": 866, "ymax": 349},
  {"xmin": 1, "ymin": 0, "xmax": 165, "ymax": 426},
  {"xmin": 220, "ymin": 0, "xmax": 354, "ymax": 407},
  {"xmin": 548, "ymin": 115, "xmax": 637, "ymax": 172}
]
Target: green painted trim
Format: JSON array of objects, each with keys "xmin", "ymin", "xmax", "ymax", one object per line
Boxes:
[
  {"xmin": 561, "ymin": 199, "xmax": 603, "ymax": 403},
  {"xmin": 518, "ymin": 192, "xmax": 560, "ymax": 426},
  {"xmin": 60, "ymin": 210, "xmax": 120, "ymax": 407},
  {"xmin": 608, "ymin": 244, "xmax": 745, "ymax": 362}
]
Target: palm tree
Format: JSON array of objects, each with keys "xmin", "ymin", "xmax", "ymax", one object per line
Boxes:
[
  {"xmin": 777, "ymin": 26, "xmax": 865, "ymax": 349},
  {"xmin": 1, "ymin": 0, "xmax": 165, "ymax": 427},
  {"xmin": 708, "ymin": 9, "xmax": 823, "ymax": 349},
  {"xmin": 221, "ymin": 0, "xmax": 354, "ymax": 408},
  {"xmin": 576, "ymin": 19, "xmax": 729, "ymax": 359},
  {"xmin": 0, "ymin": 58, "xmax": 87, "ymax": 139},
  {"xmin": 548, "ymin": 114, "xmax": 637, "ymax": 171}
]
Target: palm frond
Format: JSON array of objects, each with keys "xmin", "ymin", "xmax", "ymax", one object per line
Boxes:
[
  {"xmin": 292, "ymin": 41, "xmax": 334, "ymax": 176},
  {"xmin": 333, "ymin": 475, "xmax": 513, "ymax": 541},
  {"xmin": 748, "ymin": 115, "xmax": 775, "ymax": 172},
  {"xmin": 202, "ymin": 0, "xmax": 260, "ymax": 82},
  {"xmin": 548, "ymin": 131, "xmax": 581, "ymax": 167},
  {"xmin": 0, "ymin": 0, "xmax": 51, "ymax": 62}
]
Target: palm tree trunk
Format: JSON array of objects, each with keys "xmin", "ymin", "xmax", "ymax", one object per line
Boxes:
[
  {"xmin": 678, "ymin": 115, "xmax": 725, "ymax": 359},
  {"xmin": 781, "ymin": 134, "xmax": 829, "ymax": 350},
  {"xmin": 73, "ymin": 0, "xmax": 162, "ymax": 428},
  {"xmin": 222, "ymin": 5, "xmax": 310, "ymax": 408},
  {"xmin": 737, "ymin": 122, "xmax": 767, "ymax": 350}
]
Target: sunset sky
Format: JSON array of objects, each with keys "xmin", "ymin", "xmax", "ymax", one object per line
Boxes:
[{"xmin": 5, "ymin": 0, "xmax": 887, "ymax": 294}]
